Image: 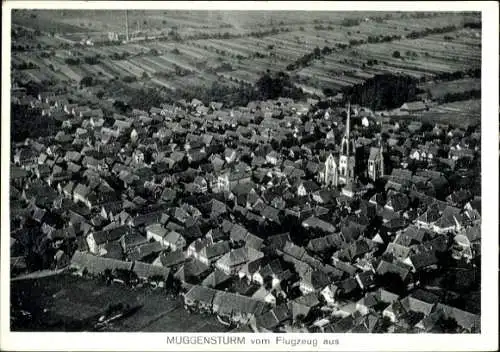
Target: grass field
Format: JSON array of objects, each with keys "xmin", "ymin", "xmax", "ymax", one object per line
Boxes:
[
  {"xmin": 418, "ymin": 78, "xmax": 481, "ymax": 99},
  {"xmin": 391, "ymin": 99, "xmax": 481, "ymax": 127},
  {"xmin": 11, "ymin": 274, "xmax": 229, "ymax": 332}
]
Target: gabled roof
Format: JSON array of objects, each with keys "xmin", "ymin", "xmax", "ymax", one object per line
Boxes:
[
  {"xmin": 394, "ymin": 226, "xmax": 428, "ymax": 246},
  {"xmin": 245, "ymin": 233, "xmax": 264, "ymax": 250},
  {"xmin": 332, "ymin": 259, "xmax": 358, "ymax": 276},
  {"xmin": 356, "ymin": 270, "xmax": 376, "ymax": 289},
  {"xmin": 282, "ymin": 241, "xmax": 306, "ymax": 260},
  {"xmin": 267, "ymin": 232, "xmax": 291, "ymax": 250},
  {"xmin": 201, "ymin": 269, "xmax": 232, "ymax": 288},
  {"xmin": 416, "ymin": 207, "xmax": 440, "ymax": 224},
  {"xmin": 256, "ymin": 309, "xmax": 280, "ymax": 330},
  {"xmin": 400, "ymin": 296, "xmax": 435, "ymax": 316},
  {"xmin": 302, "ymin": 269, "xmax": 331, "ymax": 290},
  {"xmin": 376, "ymin": 260, "xmax": 410, "ymax": 281},
  {"xmin": 128, "ymin": 241, "xmax": 164, "ymax": 262},
  {"xmin": 184, "ymin": 285, "xmax": 218, "ymax": 305},
  {"xmin": 201, "ymin": 241, "xmax": 231, "ymax": 259},
  {"xmin": 465, "ymin": 224, "xmax": 481, "ymax": 242},
  {"xmin": 176, "ymin": 259, "xmax": 210, "ymax": 280},
  {"xmin": 146, "ymin": 223, "xmax": 167, "ymax": 237},
  {"xmin": 217, "ymin": 246, "xmax": 264, "ymax": 268},
  {"xmin": 375, "ymin": 288, "xmax": 400, "ymax": 304},
  {"xmin": 384, "ymin": 242, "xmax": 411, "ymax": 259},
  {"xmin": 70, "ymin": 251, "xmax": 132, "ymax": 274},
  {"xmin": 164, "ymin": 231, "xmax": 185, "ymax": 245},
  {"xmin": 213, "ymin": 291, "xmax": 268, "ymax": 316},
  {"xmin": 159, "ymin": 250, "xmax": 186, "ymax": 267},
  {"xmin": 410, "ymin": 289, "xmax": 440, "ymax": 304},
  {"xmin": 409, "ymin": 251, "xmax": 439, "ymax": 271},
  {"xmin": 132, "ymin": 261, "xmax": 170, "ymax": 279},
  {"xmin": 434, "ymin": 303, "xmax": 480, "ymax": 331},
  {"xmin": 230, "ymin": 223, "xmax": 248, "ymax": 242},
  {"xmin": 337, "ymin": 277, "xmax": 359, "ymax": 295},
  {"xmin": 293, "ymin": 292, "xmax": 320, "ymax": 307},
  {"xmin": 91, "ymin": 225, "xmax": 129, "ymax": 245}
]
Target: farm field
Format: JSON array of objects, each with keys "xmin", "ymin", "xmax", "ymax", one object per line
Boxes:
[
  {"xmin": 391, "ymin": 99, "xmax": 481, "ymax": 127},
  {"xmin": 12, "ymin": 10, "xmax": 481, "ymax": 107},
  {"xmin": 298, "ymin": 26, "xmax": 481, "ymax": 93},
  {"xmin": 418, "ymin": 78, "xmax": 481, "ymax": 99}
]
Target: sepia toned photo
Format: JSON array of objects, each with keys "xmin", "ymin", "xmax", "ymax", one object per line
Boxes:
[{"xmin": 2, "ymin": 1, "xmax": 498, "ymax": 351}]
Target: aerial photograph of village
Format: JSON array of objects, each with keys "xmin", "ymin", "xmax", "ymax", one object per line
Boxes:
[{"xmin": 9, "ymin": 9, "xmax": 481, "ymax": 334}]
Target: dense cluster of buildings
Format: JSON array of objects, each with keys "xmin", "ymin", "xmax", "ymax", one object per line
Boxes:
[{"xmin": 10, "ymin": 84, "xmax": 481, "ymax": 333}]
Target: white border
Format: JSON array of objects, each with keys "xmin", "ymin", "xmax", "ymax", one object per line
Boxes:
[{"xmin": 1, "ymin": 2, "xmax": 498, "ymax": 351}]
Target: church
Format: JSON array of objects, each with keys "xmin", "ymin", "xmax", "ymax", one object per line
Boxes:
[{"xmin": 320, "ymin": 103, "xmax": 384, "ymax": 193}]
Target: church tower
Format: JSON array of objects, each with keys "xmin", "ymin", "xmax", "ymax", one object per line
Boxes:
[
  {"xmin": 324, "ymin": 153, "xmax": 338, "ymax": 186},
  {"xmin": 368, "ymin": 136, "xmax": 384, "ymax": 181},
  {"xmin": 338, "ymin": 103, "xmax": 356, "ymax": 185}
]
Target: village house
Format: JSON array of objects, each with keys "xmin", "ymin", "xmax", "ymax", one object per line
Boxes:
[{"xmin": 215, "ymin": 247, "xmax": 264, "ymax": 275}]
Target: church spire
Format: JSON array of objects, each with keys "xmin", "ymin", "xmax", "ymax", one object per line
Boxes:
[
  {"xmin": 346, "ymin": 102, "xmax": 351, "ymax": 140},
  {"xmin": 341, "ymin": 102, "xmax": 353, "ymax": 156}
]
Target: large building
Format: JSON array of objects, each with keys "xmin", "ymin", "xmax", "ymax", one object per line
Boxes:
[
  {"xmin": 368, "ymin": 138, "xmax": 385, "ymax": 182},
  {"xmin": 322, "ymin": 104, "xmax": 385, "ymax": 188},
  {"xmin": 322, "ymin": 103, "xmax": 356, "ymax": 187},
  {"xmin": 338, "ymin": 103, "xmax": 356, "ymax": 186}
]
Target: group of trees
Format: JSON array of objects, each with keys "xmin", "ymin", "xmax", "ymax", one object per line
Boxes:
[
  {"xmin": 11, "ymin": 104, "xmax": 59, "ymax": 142},
  {"xmin": 342, "ymin": 73, "xmax": 419, "ymax": 110},
  {"xmin": 12, "ymin": 61, "xmax": 38, "ymax": 70},
  {"xmin": 64, "ymin": 56, "xmax": 100, "ymax": 66},
  {"xmin": 286, "ymin": 45, "xmax": 334, "ymax": 71},
  {"xmin": 161, "ymin": 26, "xmax": 290, "ymax": 45},
  {"xmin": 340, "ymin": 18, "xmax": 362, "ymax": 27},
  {"xmin": 434, "ymin": 89, "xmax": 481, "ymax": 104},
  {"xmin": 406, "ymin": 25, "xmax": 457, "ymax": 40},
  {"xmin": 254, "ymin": 70, "xmax": 307, "ymax": 102}
]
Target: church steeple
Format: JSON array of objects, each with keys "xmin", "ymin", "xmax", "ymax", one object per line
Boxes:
[
  {"xmin": 339, "ymin": 102, "xmax": 356, "ymax": 186},
  {"xmin": 341, "ymin": 102, "xmax": 354, "ymax": 156},
  {"xmin": 346, "ymin": 102, "xmax": 351, "ymax": 140}
]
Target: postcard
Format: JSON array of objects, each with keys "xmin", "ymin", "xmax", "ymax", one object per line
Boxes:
[{"xmin": 1, "ymin": 1, "xmax": 498, "ymax": 351}]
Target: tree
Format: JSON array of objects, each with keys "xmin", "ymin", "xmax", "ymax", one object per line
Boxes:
[
  {"xmin": 435, "ymin": 315, "xmax": 459, "ymax": 333},
  {"xmin": 313, "ymin": 46, "xmax": 321, "ymax": 58},
  {"xmin": 80, "ymin": 76, "xmax": 94, "ymax": 87},
  {"xmin": 392, "ymin": 50, "xmax": 401, "ymax": 58},
  {"xmin": 373, "ymin": 316, "xmax": 393, "ymax": 333},
  {"xmin": 294, "ymin": 314, "xmax": 306, "ymax": 328}
]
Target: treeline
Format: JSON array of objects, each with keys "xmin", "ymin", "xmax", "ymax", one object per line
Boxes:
[
  {"xmin": 286, "ymin": 46, "xmax": 335, "ymax": 71},
  {"xmin": 340, "ymin": 18, "xmax": 362, "ymax": 27},
  {"xmin": 434, "ymin": 68, "xmax": 481, "ymax": 81},
  {"xmin": 434, "ymin": 90, "xmax": 481, "ymax": 104},
  {"xmin": 463, "ymin": 22, "xmax": 481, "ymax": 29},
  {"xmin": 341, "ymin": 73, "xmax": 419, "ymax": 110},
  {"xmin": 64, "ymin": 56, "xmax": 100, "ymax": 65},
  {"xmin": 367, "ymin": 34, "xmax": 402, "ymax": 44},
  {"xmin": 406, "ymin": 25, "xmax": 457, "ymax": 39},
  {"xmin": 12, "ymin": 61, "xmax": 38, "ymax": 70}
]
